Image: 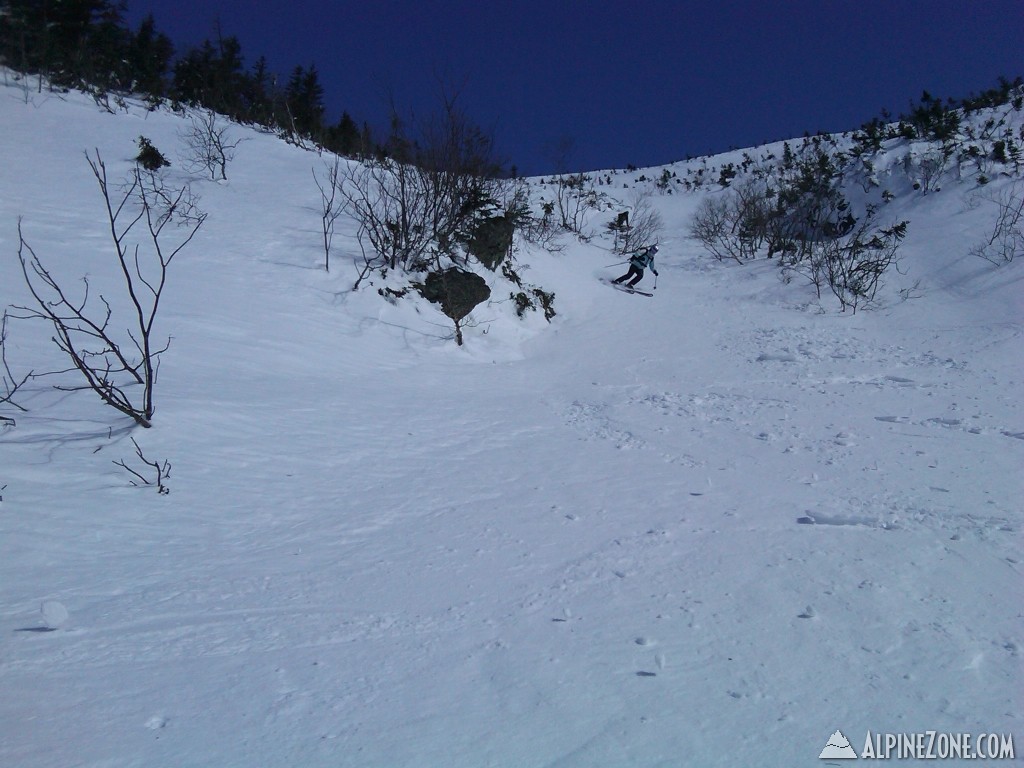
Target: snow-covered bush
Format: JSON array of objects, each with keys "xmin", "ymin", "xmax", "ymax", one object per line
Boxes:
[
  {"xmin": 135, "ymin": 136, "xmax": 170, "ymax": 171},
  {"xmin": 690, "ymin": 137, "xmax": 909, "ymax": 310}
]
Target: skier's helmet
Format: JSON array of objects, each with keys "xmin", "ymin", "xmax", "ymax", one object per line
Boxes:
[{"xmin": 650, "ymin": 244, "xmax": 659, "ymax": 254}]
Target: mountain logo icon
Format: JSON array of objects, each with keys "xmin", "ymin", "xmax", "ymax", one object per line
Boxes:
[{"xmin": 819, "ymin": 729, "xmax": 858, "ymax": 759}]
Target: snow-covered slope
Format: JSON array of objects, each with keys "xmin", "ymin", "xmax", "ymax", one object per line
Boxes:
[{"xmin": 0, "ymin": 78, "xmax": 1020, "ymax": 767}]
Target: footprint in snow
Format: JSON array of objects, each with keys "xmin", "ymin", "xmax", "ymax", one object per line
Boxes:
[
  {"xmin": 756, "ymin": 351, "xmax": 799, "ymax": 363},
  {"xmin": 928, "ymin": 418, "xmax": 963, "ymax": 427}
]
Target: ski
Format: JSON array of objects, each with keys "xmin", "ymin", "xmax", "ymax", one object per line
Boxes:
[{"xmin": 603, "ymin": 279, "xmax": 653, "ymax": 297}]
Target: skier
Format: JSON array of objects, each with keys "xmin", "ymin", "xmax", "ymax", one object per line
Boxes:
[{"xmin": 612, "ymin": 244, "xmax": 659, "ymax": 289}]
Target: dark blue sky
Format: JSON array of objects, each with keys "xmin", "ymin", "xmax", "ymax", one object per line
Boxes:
[{"xmin": 124, "ymin": 0, "xmax": 1022, "ymax": 176}]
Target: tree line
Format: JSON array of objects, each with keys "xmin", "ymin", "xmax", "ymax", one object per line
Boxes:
[{"xmin": 0, "ymin": 0, "xmax": 371, "ymax": 156}]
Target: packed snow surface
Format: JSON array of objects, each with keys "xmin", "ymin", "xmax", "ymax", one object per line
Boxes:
[{"xmin": 0, "ymin": 77, "xmax": 1021, "ymax": 767}]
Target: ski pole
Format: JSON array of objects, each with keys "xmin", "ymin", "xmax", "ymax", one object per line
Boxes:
[{"xmin": 604, "ymin": 260, "xmax": 629, "ymax": 268}]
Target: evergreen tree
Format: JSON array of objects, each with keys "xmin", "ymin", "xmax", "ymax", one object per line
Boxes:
[
  {"xmin": 0, "ymin": 3, "xmax": 376, "ymax": 164},
  {"xmin": 171, "ymin": 31, "xmax": 247, "ymax": 118},
  {"xmin": 325, "ymin": 111, "xmax": 362, "ymax": 156},
  {"xmin": 284, "ymin": 64, "xmax": 325, "ymax": 137},
  {"xmin": 83, "ymin": 1, "xmax": 135, "ymax": 90},
  {"xmin": 245, "ymin": 55, "xmax": 277, "ymax": 126},
  {"xmin": 0, "ymin": 0, "xmax": 45, "ymax": 77},
  {"xmin": 0, "ymin": 0, "xmax": 138, "ymax": 90},
  {"xmin": 128, "ymin": 14, "xmax": 174, "ymax": 97}
]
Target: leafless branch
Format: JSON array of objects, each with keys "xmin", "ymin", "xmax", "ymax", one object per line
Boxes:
[
  {"xmin": 313, "ymin": 158, "xmax": 344, "ymax": 271},
  {"xmin": 112, "ymin": 437, "xmax": 171, "ymax": 493},
  {"xmin": 1, "ymin": 310, "xmax": 32, "ymax": 412}
]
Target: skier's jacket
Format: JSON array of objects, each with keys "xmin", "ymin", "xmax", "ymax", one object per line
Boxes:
[{"xmin": 629, "ymin": 246, "xmax": 659, "ymax": 275}]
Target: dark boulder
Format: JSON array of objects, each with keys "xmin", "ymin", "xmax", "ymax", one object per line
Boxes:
[
  {"xmin": 467, "ymin": 215, "xmax": 514, "ymax": 270},
  {"xmin": 417, "ymin": 267, "xmax": 491, "ymax": 321}
]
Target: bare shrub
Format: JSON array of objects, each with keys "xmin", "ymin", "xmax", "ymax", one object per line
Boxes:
[
  {"xmin": 551, "ymin": 172, "xmax": 598, "ymax": 236},
  {"xmin": 12, "ymin": 151, "xmax": 205, "ymax": 428},
  {"xmin": 517, "ymin": 193, "xmax": 563, "ymax": 251},
  {"xmin": 820, "ymin": 214, "xmax": 908, "ymax": 312},
  {"xmin": 179, "ymin": 109, "xmax": 244, "ymax": 181},
  {"xmin": 335, "ymin": 93, "xmax": 507, "ymax": 283},
  {"xmin": 616, "ymin": 190, "xmax": 663, "ymax": 254},
  {"xmin": 336, "ymin": 151, "xmax": 437, "ymax": 275},
  {"xmin": 690, "ymin": 194, "xmax": 738, "ymax": 262},
  {"xmin": 689, "ymin": 176, "xmax": 775, "ymax": 263},
  {"xmin": 971, "ymin": 181, "xmax": 1024, "ymax": 264},
  {"xmin": 312, "ymin": 157, "xmax": 344, "ymax": 271},
  {"xmin": 915, "ymin": 147, "xmax": 952, "ymax": 194}
]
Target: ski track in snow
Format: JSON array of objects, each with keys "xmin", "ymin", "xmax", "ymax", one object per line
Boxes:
[
  {"xmin": 558, "ymin": 317, "xmax": 1020, "ymax": 542},
  {"xmin": 0, "ymin": 81, "xmax": 1021, "ymax": 767}
]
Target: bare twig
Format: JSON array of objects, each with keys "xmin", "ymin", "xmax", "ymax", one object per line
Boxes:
[
  {"xmin": 1, "ymin": 310, "xmax": 32, "ymax": 412},
  {"xmin": 112, "ymin": 437, "xmax": 171, "ymax": 494}
]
